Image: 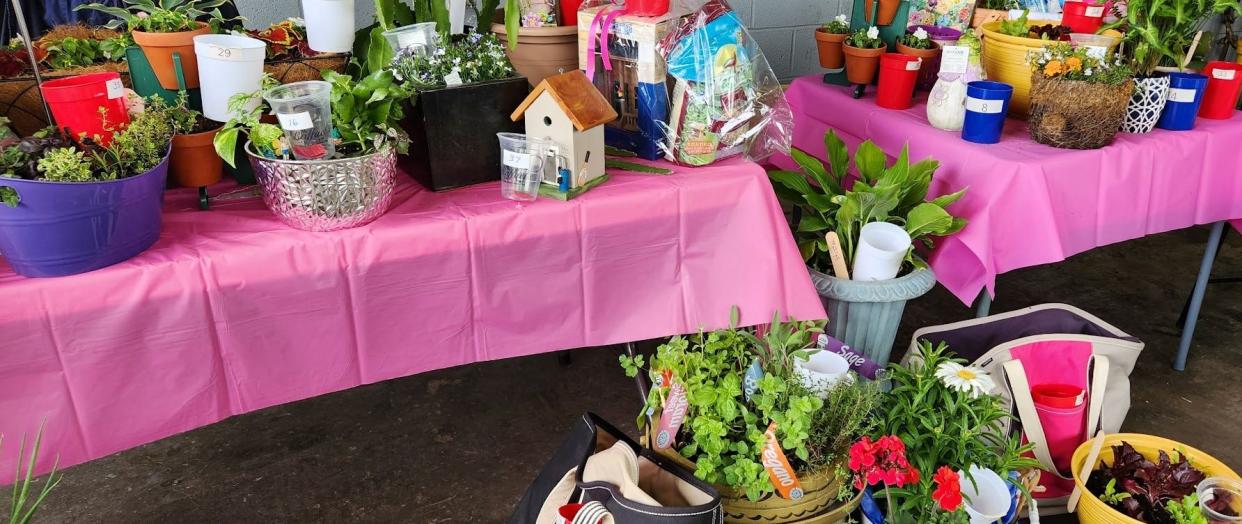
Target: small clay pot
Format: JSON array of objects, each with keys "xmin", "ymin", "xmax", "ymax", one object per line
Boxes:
[
  {"xmin": 897, "ymin": 41, "xmax": 941, "ymax": 90},
  {"xmin": 864, "ymin": 0, "xmax": 901, "ymax": 25},
  {"xmin": 491, "ymin": 22, "xmax": 577, "ymax": 87},
  {"xmin": 843, "ymin": 43, "xmax": 888, "ymax": 85},
  {"xmin": 132, "ymin": 22, "xmax": 211, "ymax": 90},
  {"xmin": 815, "ymin": 29, "xmax": 849, "ymax": 69},
  {"xmin": 170, "ymin": 127, "xmax": 224, "ymax": 188}
]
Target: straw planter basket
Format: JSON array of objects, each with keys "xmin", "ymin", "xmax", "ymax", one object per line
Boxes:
[
  {"xmin": 1071, "ymin": 433, "xmax": 1241, "ymax": 524},
  {"xmin": 264, "ymin": 53, "xmax": 349, "ymax": 84},
  {"xmin": 980, "ymin": 21, "xmax": 1060, "ymax": 117},
  {"xmin": 0, "ymin": 65, "xmax": 130, "ymax": 137},
  {"xmin": 1028, "ymin": 75, "xmax": 1133, "ymax": 150}
]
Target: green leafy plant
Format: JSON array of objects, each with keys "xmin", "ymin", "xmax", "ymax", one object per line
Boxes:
[
  {"xmin": 40, "ymin": 37, "xmax": 101, "ymax": 70},
  {"xmin": 997, "ymin": 9, "xmax": 1030, "ymax": 37},
  {"xmin": 1100, "ymin": 478, "xmax": 1133, "ymax": 505},
  {"xmin": 5, "ymin": 424, "xmax": 63, "ymax": 524},
  {"xmin": 75, "ymin": 0, "xmax": 241, "ymax": 33},
  {"xmin": 1101, "ymin": 0, "xmax": 1240, "ymax": 75},
  {"xmin": 472, "ymin": 0, "xmax": 523, "ymax": 49},
  {"xmin": 95, "ymin": 96, "xmax": 179, "ymax": 179},
  {"xmin": 846, "ymin": 26, "xmax": 884, "ymax": 48},
  {"xmin": 822, "ymin": 14, "xmax": 850, "ymax": 34},
  {"xmin": 767, "ymin": 130, "xmax": 967, "ymax": 276},
  {"xmin": 322, "ymin": 69, "xmax": 413, "ymax": 155},
  {"xmin": 37, "ymin": 148, "xmax": 94, "ymax": 182},
  {"xmin": 213, "ymin": 75, "xmax": 284, "ymax": 167},
  {"xmin": 802, "ymin": 377, "xmax": 881, "ymax": 472},
  {"xmin": 1167, "ymin": 493, "xmax": 1209, "ymax": 524}
]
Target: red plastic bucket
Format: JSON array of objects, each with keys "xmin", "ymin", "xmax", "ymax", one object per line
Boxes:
[
  {"xmin": 1061, "ymin": 1, "xmax": 1105, "ymax": 34},
  {"xmin": 40, "ymin": 72, "xmax": 130, "ymax": 145},
  {"xmin": 1198, "ymin": 61, "xmax": 1242, "ymax": 119},
  {"xmin": 626, "ymin": 0, "xmax": 669, "ymax": 17},
  {"xmin": 876, "ymin": 53, "xmax": 921, "ymax": 109},
  {"xmin": 561, "ymin": 0, "xmax": 584, "ymax": 25}
]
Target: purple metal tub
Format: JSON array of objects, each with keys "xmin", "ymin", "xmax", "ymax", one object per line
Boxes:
[{"xmin": 0, "ymin": 156, "xmax": 169, "ymax": 277}]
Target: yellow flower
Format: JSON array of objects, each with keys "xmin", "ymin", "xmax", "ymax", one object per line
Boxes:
[
  {"xmin": 1065, "ymin": 56, "xmax": 1083, "ymax": 71},
  {"xmin": 1044, "ymin": 60, "xmax": 1063, "ymax": 76}
]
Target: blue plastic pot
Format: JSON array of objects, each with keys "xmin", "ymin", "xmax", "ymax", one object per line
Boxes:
[
  {"xmin": 1156, "ymin": 72, "xmax": 1209, "ymax": 131},
  {"xmin": 0, "ymin": 156, "xmax": 169, "ymax": 277},
  {"xmin": 859, "ymin": 472, "xmax": 1021, "ymax": 524},
  {"xmin": 962, "ymin": 81, "xmax": 1013, "ymax": 144}
]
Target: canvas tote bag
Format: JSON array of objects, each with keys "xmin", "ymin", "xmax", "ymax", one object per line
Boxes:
[
  {"xmin": 507, "ymin": 412, "xmax": 723, "ymax": 524},
  {"xmin": 905, "ymin": 303, "xmax": 1144, "ymax": 516}
]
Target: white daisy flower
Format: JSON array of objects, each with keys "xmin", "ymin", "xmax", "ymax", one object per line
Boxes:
[
  {"xmin": 835, "ymin": 14, "xmax": 848, "ymax": 23},
  {"xmin": 1084, "ymin": 68, "xmax": 1093, "ymax": 76},
  {"xmin": 935, "ymin": 362, "xmax": 996, "ymax": 398},
  {"xmin": 867, "ymin": 26, "xmax": 879, "ymax": 39},
  {"xmin": 913, "ymin": 27, "xmax": 929, "ymax": 40}
]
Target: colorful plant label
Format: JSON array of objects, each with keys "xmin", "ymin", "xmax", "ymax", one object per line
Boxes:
[
  {"xmin": 654, "ymin": 379, "xmax": 688, "ymax": 450},
  {"xmin": 818, "ymin": 334, "xmax": 882, "ymax": 380},
  {"xmin": 743, "ymin": 358, "xmax": 763, "ymax": 400},
  {"xmin": 761, "ymin": 422, "xmax": 804, "ymax": 500}
]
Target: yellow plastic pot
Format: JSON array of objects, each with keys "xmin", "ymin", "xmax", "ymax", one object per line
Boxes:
[
  {"xmin": 1071, "ymin": 433, "xmax": 1241, "ymax": 524},
  {"xmin": 977, "ymin": 21, "xmax": 1123, "ymax": 117}
]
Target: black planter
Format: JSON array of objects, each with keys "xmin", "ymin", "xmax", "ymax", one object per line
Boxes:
[{"xmin": 399, "ymin": 76, "xmax": 530, "ymax": 191}]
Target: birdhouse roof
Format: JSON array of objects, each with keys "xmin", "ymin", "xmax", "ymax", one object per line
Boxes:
[{"xmin": 510, "ymin": 71, "xmax": 618, "ymax": 131}]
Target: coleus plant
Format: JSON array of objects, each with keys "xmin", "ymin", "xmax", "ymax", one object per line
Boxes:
[{"xmin": 1086, "ymin": 441, "xmax": 1214, "ymax": 523}]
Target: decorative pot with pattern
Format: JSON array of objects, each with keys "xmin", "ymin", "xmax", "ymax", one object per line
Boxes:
[
  {"xmin": 1122, "ymin": 75, "xmax": 1170, "ymax": 134},
  {"xmin": 246, "ymin": 143, "xmax": 396, "ymax": 231},
  {"xmin": 808, "ymin": 263, "xmax": 936, "ymax": 366}
]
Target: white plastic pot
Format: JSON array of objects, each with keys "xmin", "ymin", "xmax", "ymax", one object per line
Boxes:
[
  {"xmin": 303, "ymin": 0, "xmax": 356, "ymax": 53},
  {"xmin": 795, "ymin": 350, "xmax": 851, "ymax": 397},
  {"xmin": 193, "ymin": 34, "xmax": 266, "ymax": 122},
  {"xmin": 960, "ymin": 466, "xmax": 1009, "ymax": 524},
  {"xmin": 852, "ymin": 222, "xmax": 911, "ymax": 281}
]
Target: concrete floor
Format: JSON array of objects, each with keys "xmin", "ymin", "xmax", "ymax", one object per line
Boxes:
[{"xmin": 27, "ymin": 225, "xmax": 1242, "ymax": 523}]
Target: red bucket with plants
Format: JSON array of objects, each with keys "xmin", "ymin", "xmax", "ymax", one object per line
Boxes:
[
  {"xmin": 39, "ymin": 72, "xmax": 130, "ymax": 145},
  {"xmin": 876, "ymin": 53, "xmax": 921, "ymax": 109},
  {"xmin": 1198, "ymin": 61, "xmax": 1242, "ymax": 120},
  {"xmin": 1061, "ymin": 1, "xmax": 1106, "ymax": 34}
]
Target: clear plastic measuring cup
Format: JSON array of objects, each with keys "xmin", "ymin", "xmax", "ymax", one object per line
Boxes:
[
  {"xmin": 383, "ymin": 22, "xmax": 439, "ymax": 57},
  {"xmin": 497, "ymin": 132, "xmax": 550, "ymax": 202},
  {"xmin": 263, "ymin": 80, "xmax": 335, "ymax": 160}
]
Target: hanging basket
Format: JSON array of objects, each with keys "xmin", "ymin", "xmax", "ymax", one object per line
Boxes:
[
  {"xmin": 263, "ymin": 53, "xmax": 349, "ymax": 85},
  {"xmin": 1121, "ymin": 76, "xmax": 1170, "ymax": 134},
  {"xmin": 0, "ymin": 64, "xmax": 130, "ymax": 137},
  {"xmin": 1028, "ymin": 75, "xmax": 1133, "ymax": 150}
]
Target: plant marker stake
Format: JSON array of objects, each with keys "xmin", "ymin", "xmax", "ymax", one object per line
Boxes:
[
  {"xmin": 826, "ymin": 231, "xmax": 850, "ymax": 280},
  {"xmin": 1067, "ymin": 430, "xmax": 1106, "ymax": 512},
  {"xmin": 8, "ymin": 0, "xmax": 53, "ymax": 127},
  {"xmin": 1182, "ymin": 31, "xmax": 1203, "ymax": 71}
]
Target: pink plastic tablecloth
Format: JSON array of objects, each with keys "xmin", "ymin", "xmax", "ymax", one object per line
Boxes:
[
  {"xmin": 0, "ymin": 158, "xmax": 823, "ymax": 482},
  {"xmin": 774, "ymin": 77, "xmax": 1242, "ymax": 305}
]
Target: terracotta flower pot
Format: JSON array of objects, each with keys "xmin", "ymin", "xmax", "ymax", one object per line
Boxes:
[
  {"xmin": 971, "ymin": 8, "xmax": 1007, "ymax": 28},
  {"xmin": 132, "ymin": 22, "xmax": 211, "ymax": 90},
  {"xmin": 864, "ymin": 0, "xmax": 901, "ymax": 25},
  {"xmin": 843, "ymin": 43, "xmax": 887, "ymax": 85},
  {"xmin": 815, "ymin": 29, "xmax": 849, "ymax": 69},
  {"xmin": 170, "ymin": 127, "xmax": 223, "ymax": 188},
  {"xmin": 897, "ymin": 41, "xmax": 941, "ymax": 90},
  {"xmin": 491, "ymin": 22, "xmax": 578, "ymax": 87}
]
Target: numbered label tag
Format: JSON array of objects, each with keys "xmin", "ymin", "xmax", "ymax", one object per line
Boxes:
[
  {"xmin": 502, "ymin": 150, "xmax": 532, "ymax": 169},
  {"xmin": 940, "ymin": 46, "xmax": 969, "ymax": 75},
  {"xmin": 207, "ymin": 44, "xmax": 243, "ymax": 61},
  {"xmin": 276, "ymin": 112, "xmax": 314, "ymax": 131},
  {"xmin": 1212, "ymin": 68, "xmax": 1237, "ymax": 80},
  {"xmin": 965, "ymin": 97, "xmax": 1003, "ymax": 114},
  {"xmin": 1085, "ymin": 5, "xmax": 1105, "ymax": 16},
  {"xmin": 105, "ymin": 78, "xmax": 125, "ymax": 100},
  {"xmin": 1167, "ymin": 88, "xmax": 1198, "ymax": 103},
  {"xmin": 906, "ymin": 59, "xmax": 921, "ymax": 71},
  {"xmin": 443, "ymin": 69, "xmax": 463, "ymax": 87}
]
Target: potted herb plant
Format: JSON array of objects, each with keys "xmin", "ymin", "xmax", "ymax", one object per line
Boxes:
[
  {"xmin": 767, "ymin": 131, "xmax": 967, "ymax": 365},
  {"xmin": 0, "ymin": 95, "xmax": 178, "ymax": 277},
  {"xmin": 391, "ymin": 32, "xmax": 529, "ymax": 191},
  {"xmin": 168, "ymin": 93, "xmax": 224, "ymax": 188},
  {"xmin": 1102, "ymin": 0, "xmax": 1238, "ymax": 134},
  {"xmin": 1026, "ymin": 43, "xmax": 1134, "ymax": 149},
  {"xmin": 213, "ymin": 69, "xmax": 411, "ymax": 231},
  {"xmin": 76, "ymin": 0, "xmax": 241, "ymax": 90},
  {"xmin": 971, "ymin": 0, "xmax": 1018, "ymax": 28},
  {"xmin": 897, "ymin": 27, "xmax": 940, "ymax": 91},
  {"xmin": 844, "ymin": 26, "xmax": 887, "ymax": 85},
  {"xmin": 619, "ymin": 310, "xmax": 882, "ymax": 524},
  {"xmin": 816, "ymin": 14, "xmax": 851, "ymax": 69},
  {"xmin": 857, "ymin": 342, "xmax": 1039, "ymax": 524}
]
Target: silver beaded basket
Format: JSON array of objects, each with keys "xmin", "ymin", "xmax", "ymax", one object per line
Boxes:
[{"xmin": 247, "ymin": 143, "xmax": 397, "ymax": 232}]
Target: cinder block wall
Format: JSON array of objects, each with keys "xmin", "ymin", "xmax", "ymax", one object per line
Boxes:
[{"xmin": 234, "ymin": 0, "xmax": 843, "ymax": 79}]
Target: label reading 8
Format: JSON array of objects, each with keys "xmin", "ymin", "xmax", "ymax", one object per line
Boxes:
[
  {"xmin": 965, "ymin": 97, "xmax": 1003, "ymax": 114},
  {"xmin": 1167, "ymin": 88, "xmax": 1197, "ymax": 103},
  {"xmin": 277, "ymin": 112, "xmax": 314, "ymax": 131},
  {"xmin": 1085, "ymin": 6, "xmax": 1105, "ymax": 16},
  {"xmin": 105, "ymin": 78, "xmax": 125, "ymax": 100},
  {"xmin": 502, "ymin": 150, "xmax": 532, "ymax": 169}
]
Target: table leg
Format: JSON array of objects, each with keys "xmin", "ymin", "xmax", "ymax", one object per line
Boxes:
[
  {"xmin": 1173, "ymin": 221, "xmax": 1227, "ymax": 371},
  {"xmin": 625, "ymin": 342, "xmax": 650, "ymax": 402},
  {"xmin": 975, "ymin": 289, "xmax": 993, "ymax": 318},
  {"xmin": 1176, "ymin": 227, "xmax": 1231, "ymax": 330}
]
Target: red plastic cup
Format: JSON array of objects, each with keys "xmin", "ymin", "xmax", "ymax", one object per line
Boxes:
[
  {"xmin": 626, "ymin": 0, "xmax": 669, "ymax": 17},
  {"xmin": 1031, "ymin": 384, "xmax": 1085, "ymax": 409},
  {"xmin": 40, "ymin": 72, "xmax": 131, "ymax": 145},
  {"xmin": 876, "ymin": 53, "xmax": 922, "ymax": 110},
  {"xmin": 1198, "ymin": 61, "xmax": 1242, "ymax": 120},
  {"xmin": 561, "ymin": 0, "xmax": 584, "ymax": 25},
  {"xmin": 1061, "ymin": 1, "xmax": 1105, "ymax": 34}
]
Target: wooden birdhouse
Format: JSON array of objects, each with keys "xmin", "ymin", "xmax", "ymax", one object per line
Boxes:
[{"xmin": 510, "ymin": 71, "xmax": 618, "ymax": 196}]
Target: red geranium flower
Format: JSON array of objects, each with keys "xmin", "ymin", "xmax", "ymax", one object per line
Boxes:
[
  {"xmin": 849, "ymin": 435, "xmax": 919, "ymax": 490},
  {"xmin": 931, "ymin": 466, "xmax": 963, "ymax": 512}
]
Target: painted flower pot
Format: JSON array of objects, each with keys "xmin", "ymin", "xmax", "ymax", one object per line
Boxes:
[
  {"xmin": 0, "ymin": 155, "xmax": 169, "ymax": 277},
  {"xmin": 170, "ymin": 128, "xmax": 223, "ymax": 188},
  {"xmin": 864, "ymin": 0, "xmax": 900, "ymax": 25},
  {"xmin": 1121, "ymin": 75, "xmax": 1169, "ymax": 134},
  {"xmin": 808, "ymin": 263, "xmax": 935, "ymax": 366},
  {"xmin": 131, "ymin": 22, "xmax": 212, "ymax": 90},
  {"xmin": 246, "ymin": 143, "xmax": 397, "ymax": 231},
  {"xmin": 815, "ymin": 29, "xmax": 848, "ymax": 69},
  {"xmin": 843, "ymin": 44, "xmax": 888, "ymax": 85}
]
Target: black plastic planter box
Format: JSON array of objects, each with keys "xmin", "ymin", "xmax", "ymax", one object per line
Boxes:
[{"xmin": 399, "ymin": 77, "xmax": 530, "ymax": 191}]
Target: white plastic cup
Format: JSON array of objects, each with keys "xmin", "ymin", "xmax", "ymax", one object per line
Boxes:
[
  {"xmin": 497, "ymin": 133, "xmax": 550, "ymax": 201},
  {"xmin": 193, "ymin": 34, "xmax": 267, "ymax": 122},
  {"xmin": 263, "ymin": 81, "xmax": 335, "ymax": 160},
  {"xmin": 851, "ymin": 222, "xmax": 912, "ymax": 281},
  {"xmin": 303, "ymin": 0, "xmax": 356, "ymax": 53},
  {"xmin": 382, "ymin": 22, "xmax": 439, "ymax": 57},
  {"xmin": 796, "ymin": 350, "xmax": 851, "ymax": 397},
  {"xmin": 960, "ymin": 466, "xmax": 1010, "ymax": 524},
  {"xmin": 1198, "ymin": 477, "xmax": 1242, "ymax": 522}
]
